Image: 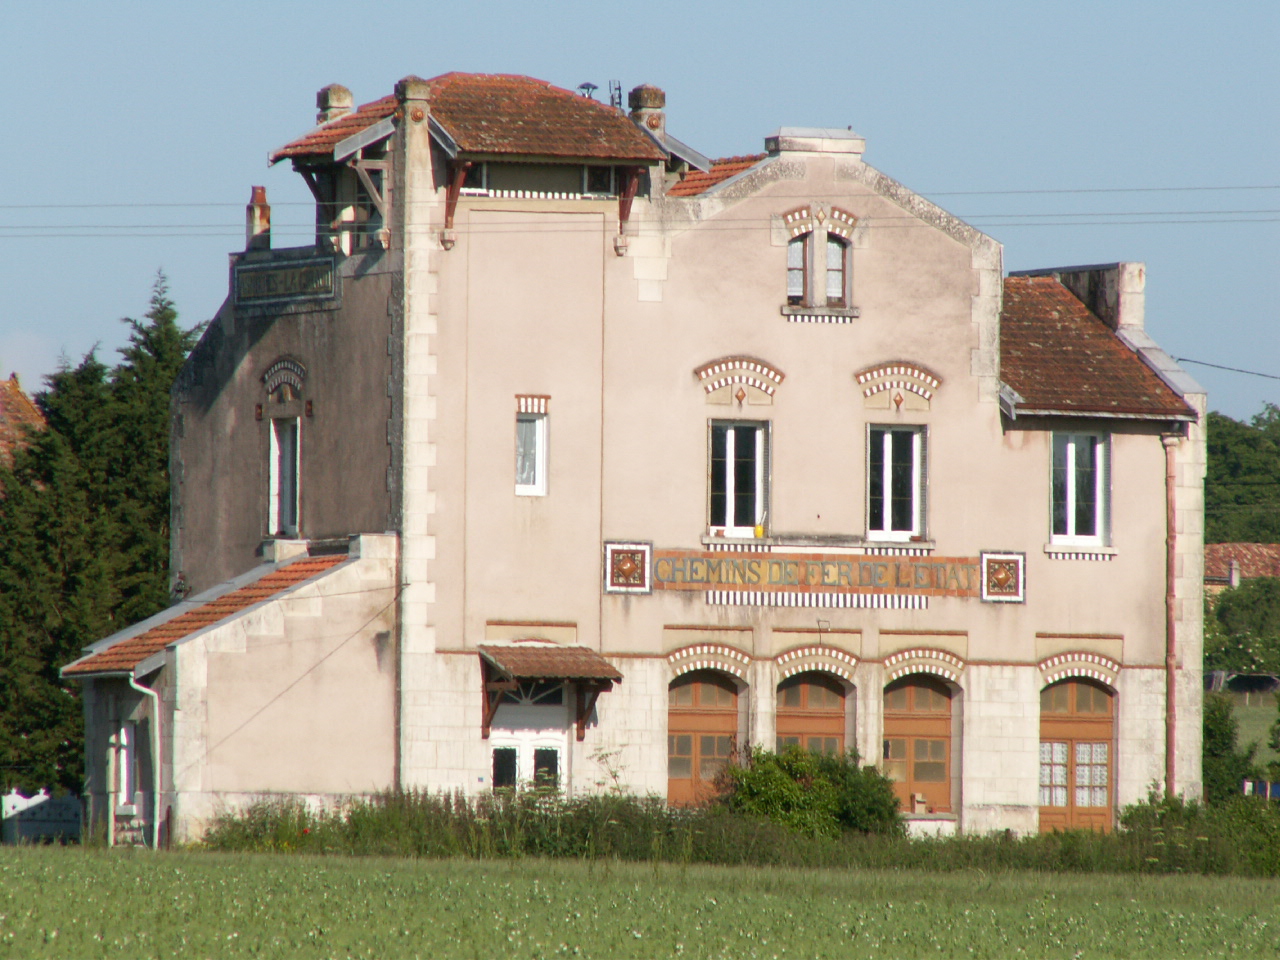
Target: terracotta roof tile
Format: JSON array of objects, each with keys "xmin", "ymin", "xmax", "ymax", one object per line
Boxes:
[
  {"xmin": 0, "ymin": 374, "xmax": 45, "ymax": 466},
  {"xmin": 667, "ymin": 154, "xmax": 766, "ymax": 197},
  {"xmin": 64, "ymin": 554, "xmax": 347, "ymax": 676},
  {"xmin": 272, "ymin": 74, "xmax": 665, "ymax": 164},
  {"xmin": 1205, "ymin": 543, "xmax": 1280, "ymax": 581},
  {"xmin": 1000, "ymin": 276, "xmax": 1194, "ymax": 418},
  {"xmin": 478, "ymin": 644, "xmax": 622, "ymax": 682}
]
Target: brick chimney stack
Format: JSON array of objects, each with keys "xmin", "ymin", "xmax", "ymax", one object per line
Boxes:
[
  {"xmin": 246, "ymin": 186, "xmax": 271, "ymax": 251},
  {"xmin": 628, "ymin": 84, "xmax": 666, "ymax": 139},
  {"xmin": 316, "ymin": 84, "xmax": 353, "ymax": 124}
]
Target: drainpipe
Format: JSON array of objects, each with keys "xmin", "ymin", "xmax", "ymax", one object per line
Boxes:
[
  {"xmin": 128, "ymin": 675, "xmax": 162, "ymax": 849},
  {"xmin": 1163, "ymin": 435, "xmax": 1178, "ymax": 796}
]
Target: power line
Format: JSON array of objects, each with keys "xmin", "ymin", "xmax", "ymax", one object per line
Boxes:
[{"xmin": 1176, "ymin": 358, "xmax": 1280, "ymax": 382}]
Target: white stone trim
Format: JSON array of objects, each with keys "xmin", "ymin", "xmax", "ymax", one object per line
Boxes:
[
  {"xmin": 856, "ymin": 363, "xmax": 940, "ymax": 401},
  {"xmin": 775, "ymin": 645, "xmax": 859, "ymax": 682},
  {"xmin": 884, "ymin": 648, "xmax": 965, "ymax": 683},
  {"xmin": 696, "ymin": 357, "xmax": 785, "ymax": 393},
  {"xmin": 1044, "ymin": 545, "xmax": 1118, "ymax": 562},
  {"xmin": 786, "ymin": 312, "xmax": 857, "ymax": 324},
  {"xmin": 515, "ymin": 395, "xmax": 549, "ymax": 414},
  {"xmin": 705, "ymin": 590, "xmax": 928, "ymax": 609},
  {"xmin": 1039, "ymin": 652, "xmax": 1121, "ymax": 689},
  {"xmin": 667, "ymin": 643, "xmax": 752, "ymax": 679}
]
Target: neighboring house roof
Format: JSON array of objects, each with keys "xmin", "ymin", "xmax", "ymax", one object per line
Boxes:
[
  {"xmin": 272, "ymin": 73, "xmax": 666, "ymax": 164},
  {"xmin": 478, "ymin": 643, "xmax": 623, "ymax": 682},
  {"xmin": 1206, "ymin": 543, "xmax": 1280, "ymax": 582},
  {"xmin": 0, "ymin": 373, "xmax": 44, "ymax": 465},
  {"xmin": 63, "ymin": 554, "xmax": 347, "ymax": 677},
  {"xmin": 1000, "ymin": 276, "xmax": 1194, "ymax": 419},
  {"xmin": 666, "ymin": 154, "xmax": 767, "ymax": 197}
]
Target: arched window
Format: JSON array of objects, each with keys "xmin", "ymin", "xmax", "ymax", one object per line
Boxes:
[
  {"xmin": 1040, "ymin": 679, "xmax": 1114, "ymax": 832},
  {"xmin": 668, "ymin": 670, "xmax": 739, "ymax": 805},
  {"xmin": 776, "ymin": 672, "xmax": 846, "ymax": 755},
  {"xmin": 883, "ymin": 675, "xmax": 953, "ymax": 814}
]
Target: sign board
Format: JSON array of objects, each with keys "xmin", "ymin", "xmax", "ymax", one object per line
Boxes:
[{"xmin": 235, "ymin": 258, "xmax": 335, "ymax": 305}]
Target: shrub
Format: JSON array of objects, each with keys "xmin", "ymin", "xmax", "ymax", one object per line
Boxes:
[{"xmin": 1203, "ymin": 692, "xmax": 1260, "ymax": 804}]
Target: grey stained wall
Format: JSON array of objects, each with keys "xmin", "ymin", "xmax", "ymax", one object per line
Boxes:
[{"xmin": 172, "ymin": 248, "xmax": 398, "ymax": 594}]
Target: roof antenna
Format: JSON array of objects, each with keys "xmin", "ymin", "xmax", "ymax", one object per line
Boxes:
[
  {"xmin": 609, "ymin": 80, "xmax": 622, "ymax": 110},
  {"xmin": 577, "ymin": 82, "xmax": 598, "ymax": 99}
]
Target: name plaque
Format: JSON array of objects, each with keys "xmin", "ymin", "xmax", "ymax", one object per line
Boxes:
[{"xmin": 236, "ymin": 258, "xmax": 335, "ymax": 304}]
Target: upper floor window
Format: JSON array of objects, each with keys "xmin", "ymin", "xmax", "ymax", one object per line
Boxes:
[
  {"xmin": 1051, "ymin": 433, "xmax": 1109, "ymax": 544},
  {"xmin": 710, "ymin": 421, "xmax": 768, "ymax": 537},
  {"xmin": 269, "ymin": 417, "xmax": 299, "ymax": 537},
  {"xmin": 868, "ymin": 426, "xmax": 925, "ymax": 540},
  {"xmin": 516, "ymin": 412, "xmax": 548, "ymax": 496},
  {"xmin": 825, "ymin": 235, "xmax": 849, "ymax": 307},
  {"xmin": 786, "ymin": 235, "xmax": 809, "ymax": 305}
]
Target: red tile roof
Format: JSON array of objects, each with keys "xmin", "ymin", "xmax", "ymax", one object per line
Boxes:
[
  {"xmin": 667, "ymin": 154, "xmax": 767, "ymax": 197},
  {"xmin": 64, "ymin": 554, "xmax": 347, "ymax": 676},
  {"xmin": 1206, "ymin": 543, "xmax": 1280, "ymax": 581},
  {"xmin": 272, "ymin": 74, "xmax": 666, "ymax": 164},
  {"xmin": 0, "ymin": 374, "xmax": 44, "ymax": 466},
  {"xmin": 1000, "ymin": 276, "xmax": 1194, "ymax": 419},
  {"xmin": 478, "ymin": 644, "xmax": 622, "ymax": 682}
]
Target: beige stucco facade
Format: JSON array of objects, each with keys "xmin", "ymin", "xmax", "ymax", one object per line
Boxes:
[{"xmin": 68, "ymin": 77, "xmax": 1204, "ymax": 842}]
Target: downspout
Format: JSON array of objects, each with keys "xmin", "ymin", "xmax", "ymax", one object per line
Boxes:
[
  {"xmin": 128, "ymin": 674, "xmax": 162, "ymax": 849},
  {"xmin": 1163, "ymin": 434, "xmax": 1178, "ymax": 796}
]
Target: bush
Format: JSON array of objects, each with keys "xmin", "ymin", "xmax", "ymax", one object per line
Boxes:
[{"xmin": 1203, "ymin": 692, "xmax": 1260, "ymax": 804}]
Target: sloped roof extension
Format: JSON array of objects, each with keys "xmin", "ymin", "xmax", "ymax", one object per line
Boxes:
[
  {"xmin": 272, "ymin": 74, "xmax": 666, "ymax": 164},
  {"xmin": 1000, "ymin": 276, "xmax": 1194, "ymax": 420},
  {"xmin": 1205, "ymin": 543, "xmax": 1280, "ymax": 582},
  {"xmin": 478, "ymin": 644, "xmax": 622, "ymax": 682},
  {"xmin": 63, "ymin": 554, "xmax": 348, "ymax": 677},
  {"xmin": 0, "ymin": 374, "xmax": 44, "ymax": 465},
  {"xmin": 667, "ymin": 154, "xmax": 767, "ymax": 197}
]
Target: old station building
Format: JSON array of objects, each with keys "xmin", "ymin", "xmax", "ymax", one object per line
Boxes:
[{"xmin": 65, "ymin": 74, "xmax": 1205, "ymax": 843}]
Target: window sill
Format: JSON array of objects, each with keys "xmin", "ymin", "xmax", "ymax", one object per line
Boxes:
[
  {"xmin": 115, "ymin": 804, "xmax": 137, "ymax": 817},
  {"xmin": 701, "ymin": 534, "xmax": 936, "ymax": 555},
  {"xmin": 1044, "ymin": 544, "xmax": 1117, "ymax": 561},
  {"xmin": 780, "ymin": 304, "xmax": 860, "ymax": 323}
]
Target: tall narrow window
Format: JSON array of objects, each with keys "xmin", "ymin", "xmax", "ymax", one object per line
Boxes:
[
  {"xmin": 710, "ymin": 421, "xmax": 767, "ymax": 536},
  {"xmin": 269, "ymin": 418, "xmax": 299, "ymax": 536},
  {"xmin": 1051, "ymin": 433, "xmax": 1108, "ymax": 544},
  {"xmin": 115, "ymin": 720, "xmax": 136, "ymax": 811},
  {"xmin": 516, "ymin": 413, "xmax": 548, "ymax": 496},
  {"xmin": 883, "ymin": 676, "xmax": 953, "ymax": 814},
  {"xmin": 1040, "ymin": 679, "xmax": 1114, "ymax": 832},
  {"xmin": 825, "ymin": 235, "xmax": 848, "ymax": 306},
  {"xmin": 868, "ymin": 426, "xmax": 924, "ymax": 540},
  {"xmin": 786, "ymin": 235, "xmax": 809, "ymax": 305}
]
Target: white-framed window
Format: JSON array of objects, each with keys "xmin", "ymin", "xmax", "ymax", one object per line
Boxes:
[
  {"xmin": 710, "ymin": 421, "xmax": 768, "ymax": 537},
  {"xmin": 867, "ymin": 426, "xmax": 926, "ymax": 540},
  {"xmin": 1051, "ymin": 433, "xmax": 1109, "ymax": 545},
  {"xmin": 583, "ymin": 165, "xmax": 616, "ymax": 197},
  {"xmin": 516, "ymin": 412, "xmax": 548, "ymax": 496},
  {"xmin": 461, "ymin": 162, "xmax": 488, "ymax": 194},
  {"xmin": 269, "ymin": 417, "xmax": 300, "ymax": 536},
  {"xmin": 114, "ymin": 720, "xmax": 137, "ymax": 813},
  {"xmin": 786, "ymin": 234, "xmax": 809, "ymax": 305},
  {"xmin": 825, "ymin": 235, "xmax": 849, "ymax": 307}
]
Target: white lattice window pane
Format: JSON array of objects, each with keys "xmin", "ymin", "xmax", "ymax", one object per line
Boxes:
[
  {"xmin": 1093, "ymin": 743, "xmax": 1108, "ymax": 763},
  {"xmin": 1052, "ymin": 786, "xmax": 1068, "ymax": 807},
  {"xmin": 1077, "ymin": 766, "xmax": 1092, "ymax": 787},
  {"xmin": 1040, "ymin": 785, "xmax": 1052, "ymax": 805},
  {"xmin": 1092, "ymin": 787, "xmax": 1108, "ymax": 807},
  {"xmin": 1052, "ymin": 765, "xmax": 1067, "ymax": 786},
  {"xmin": 1040, "ymin": 764, "xmax": 1052, "ymax": 786},
  {"xmin": 1040, "ymin": 742, "xmax": 1053, "ymax": 762},
  {"xmin": 1053, "ymin": 742, "xmax": 1068, "ymax": 763},
  {"xmin": 1075, "ymin": 742, "xmax": 1092, "ymax": 764},
  {"xmin": 1094, "ymin": 764, "xmax": 1108, "ymax": 786},
  {"xmin": 1075, "ymin": 786, "xmax": 1090, "ymax": 807}
]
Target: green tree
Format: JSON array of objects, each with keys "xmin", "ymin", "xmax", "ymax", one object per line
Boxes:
[
  {"xmin": 0, "ymin": 274, "xmax": 200, "ymax": 793},
  {"xmin": 1205, "ymin": 406, "xmax": 1280, "ymax": 544},
  {"xmin": 1204, "ymin": 578, "xmax": 1280, "ymax": 674},
  {"xmin": 1202, "ymin": 692, "xmax": 1260, "ymax": 804}
]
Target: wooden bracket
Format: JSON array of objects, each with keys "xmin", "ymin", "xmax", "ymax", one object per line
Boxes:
[
  {"xmin": 575, "ymin": 680, "xmax": 613, "ymax": 741},
  {"xmin": 349, "ymin": 160, "xmax": 389, "ymax": 219},
  {"xmin": 445, "ymin": 160, "xmax": 473, "ymax": 230},
  {"xmin": 617, "ymin": 167, "xmax": 642, "ymax": 233},
  {"xmin": 480, "ymin": 659, "xmax": 517, "ymax": 739}
]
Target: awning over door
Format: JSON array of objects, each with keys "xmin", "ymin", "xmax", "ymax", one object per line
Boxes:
[{"xmin": 478, "ymin": 644, "xmax": 622, "ymax": 740}]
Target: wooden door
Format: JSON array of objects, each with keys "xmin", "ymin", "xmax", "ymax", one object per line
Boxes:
[
  {"xmin": 776, "ymin": 672, "xmax": 846, "ymax": 755},
  {"xmin": 668, "ymin": 671, "xmax": 738, "ymax": 805},
  {"xmin": 1040, "ymin": 679, "xmax": 1114, "ymax": 832},
  {"xmin": 883, "ymin": 675, "xmax": 953, "ymax": 814}
]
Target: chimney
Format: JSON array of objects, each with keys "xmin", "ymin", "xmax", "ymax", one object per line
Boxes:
[
  {"xmin": 628, "ymin": 84, "xmax": 666, "ymax": 138},
  {"xmin": 246, "ymin": 186, "xmax": 271, "ymax": 251},
  {"xmin": 316, "ymin": 84, "xmax": 353, "ymax": 124},
  {"xmin": 1229, "ymin": 558, "xmax": 1241, "ymax": 589},
  {"xmin": 1036, "ymin": 262, "xmax": 1146, "ymax": 332}
]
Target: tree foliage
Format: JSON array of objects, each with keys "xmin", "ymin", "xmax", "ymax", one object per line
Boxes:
[
  {"xmin": 1206, "ymin": 405, "xmax": 1280, "ymax": 544},
  {"xmin": 0, "ymin": 275, "xmax": 199, "ymax": 793},
  {"xmin": 1202, "ymin": 692, "xmax": 1260, "ymax": 805},
  {"xmin": 1204, "ymin": 578, "xmax": 1280, "ymax": 674}
]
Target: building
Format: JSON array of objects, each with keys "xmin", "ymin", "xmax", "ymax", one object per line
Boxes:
[
  {"xmin": 1205, "ymin": 542, "xmax": 1280, "ymax": 593},
  {"xmin": 63, "ymin": 74, "xmax": 1205, "ymax": 844},
  {"xmin": 0, "ymin": 373, "xmax": 44, "ymax": 466}
]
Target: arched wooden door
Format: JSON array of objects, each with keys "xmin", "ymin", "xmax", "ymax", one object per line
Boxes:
[
  {"xmin": 776, "ymin": 672, "xmax": 846, "ymax": 755},
  {"xmin": 883, "ymin": 675, "xmax": 953, "ymax": 814},
  {"xmin": 1040, "ymin": 679, "xmax": 1114, "ymax": 832},
  {"xmin": 668, "ymin": 670, "xmax": 738, "ymax": 805}
]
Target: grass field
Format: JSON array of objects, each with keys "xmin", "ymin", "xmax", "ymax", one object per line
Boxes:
[
  {"xmin": 1232, "ymin": 692, "xmax": 1280, "ymax": 769},
  {"xmin": 3, "ymin": 847, "xmax": 1279, "ymax": 958}
]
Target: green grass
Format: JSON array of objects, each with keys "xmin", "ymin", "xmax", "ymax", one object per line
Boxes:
[
  {"xmin": 3, "ymin": 846, "xmax": 1280, "ymax": 958},
  {"xmin": 1232, "ymin": 692, "xmax": 1280, "ymax": 768}
]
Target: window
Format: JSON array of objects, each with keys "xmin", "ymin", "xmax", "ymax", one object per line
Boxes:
[
  {"xmin": 114, "ymin": 720, "xmax": 137, "ymax": 813},
  {"xmin": 492, "ymin": 747, "xmax": 518, "ymax": 788},
  {"xmin": 461, "ymin": 163, "xmax": 488, "ymax": 194},
  {"xmin": 533, "ymin": 748, "xmax": 560, "ymax": 789},
  {"xmin": 883, "ymin": 676, "xmax": 953, "ymax": 813},
  {"xmin": 583, "ymin": 165, "xmax": 616, "ymax": 196},
  {"xmin": 786, "ymin": 235, "xmax": 809, "ymax": 305},
  {"xmin": 516, "ymin": 413, "xmax": 547, "ymax": 496},
  {"xmin": 668, "ymin": 671, "xmax": 739, "ymax": 805},
  {"xmin": 1040, "ymin": 679, "xmax": 1114, "ymax": 832},
  {"xmin": 868, "ymin": 426, "xmax": 924, "ymax": 540},
  {"xmin": 1052, "ymin": 433, "xmax": 1108, "ymax": 544},
  {"xmin": 776, "ymin": 672, "xmax": 846, "ymax": 755},
  {"xmin": 825, "ymin": 235, "xmax": 849, "ymax": 307},
  {"xmin": 269, "ymin": 418, "xmax": 299, "ymax": 536},
  {"xmin": 710, "ymin": 421, "xmax": 767, "ymax": 536}
]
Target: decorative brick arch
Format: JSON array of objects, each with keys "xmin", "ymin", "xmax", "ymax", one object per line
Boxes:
[
  {"xmin": 667, "ymin": 643, "xmax": 752, "ymax": 680},
  {"xmin": 826, "ymin": 206, "xmax": 858, "ymax": 240},
  {"xmin": 775, "ymin": 645, "xmax": 859, "ymax": 683},
  {"xmin": 781, "ymin": 205, "xmax": 816, "ymax": 237},
  {"xmin": 695, "ymin": 356, "xmax": 786, "ymax": 405},
  {"xmin": 855, "ymin": 361, "xmax": 942, "ymax": 410},
  {"xmin": 1039, "ymin": 652, "xmax": 1120, "ymax": 691},
  {"xmin": 262, "ymin": 356, "xmax": 307, "ymax": 396},
  {"xmin": 883, "ymin": 648, "xmax": 965, "ymax": 684}
]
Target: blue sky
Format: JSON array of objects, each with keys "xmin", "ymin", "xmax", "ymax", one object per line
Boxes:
[{"xmin": 2, "ymin": 1, "xmax": 1276, "ymax": 418}]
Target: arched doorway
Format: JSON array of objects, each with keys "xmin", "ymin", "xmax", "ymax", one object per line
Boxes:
[
  {"xmin": 883, "ymin": 675, "xmax": 953, "ymax": 814},
  {"xmin": 776, "ymin": 671, "xmax": 847, "ymax": 755},
  {"xmin": 1039, "ymin": 678, "xmax": 1114, "ymax": 832},
  {"xmin": 668, "ymin": 670, "xmax": 739, "ymax": 805}
]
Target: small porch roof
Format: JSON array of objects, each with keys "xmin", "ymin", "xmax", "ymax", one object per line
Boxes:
[{"xmin": 477, "ymin": 643, "xmax": 622, "ymax": 683}]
